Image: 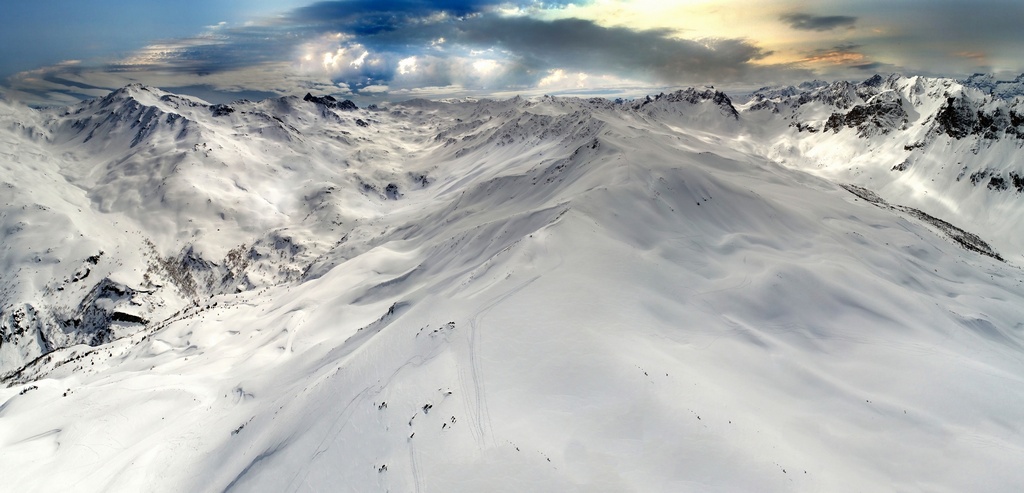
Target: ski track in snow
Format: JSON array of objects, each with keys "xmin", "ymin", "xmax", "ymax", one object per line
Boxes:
[
  {"xmin": 462, "ymin": 275, "xmax": 541, "ymax": 450},
  {"xmin": 408, "ymin": 435, "xmax": 424, "ymax": 493},
  {"xmin": 281, "ymin": 320, "xmax": 452, "ymax": 492}
]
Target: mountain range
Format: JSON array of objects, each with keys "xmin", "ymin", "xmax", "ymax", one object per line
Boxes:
[{"xmin": 1, "ymin": 75, "xmax": 1023, "ymax": 492}]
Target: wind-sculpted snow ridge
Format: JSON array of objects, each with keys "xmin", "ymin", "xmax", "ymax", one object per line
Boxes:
[
  {"xmin": 840, "ymin": 184, "xmax": 1003, "ymax": 261},
  {"xmin": 1, "ymin": 82, "xmax": 1024, "ymax": 492}
]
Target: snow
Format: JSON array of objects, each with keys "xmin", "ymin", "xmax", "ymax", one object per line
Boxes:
[
  {"xmin": 744, "ymin": 74, "xmax": 1024, "ymax": 264},
  {"xmin": 2, "ymin": 82, "xmax": 1024, "ymax": 492}
]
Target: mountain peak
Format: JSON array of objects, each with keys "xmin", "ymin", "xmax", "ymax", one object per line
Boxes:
[
  {"xmin": 861, "ymin": 74, "xmax": 886, "ymax": 87},
  {"xmin": 108, "ymin": 82, "xmax": 157, "ymax": 98},
  {"xmin": 636, "ymin": 88, "xmax": 739, "ymax": 119},
  {"xmin": 97, "ymin": 83, "xmax": 169, "ymax": 109}
]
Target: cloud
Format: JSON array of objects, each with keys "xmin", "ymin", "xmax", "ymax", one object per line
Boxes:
[
  {"xmin": 784, "ymin": 41, "xmax": 911, "ymax": 80},
  {"xmin": 340, "ymin": 15, "xmax": 787, "ymax": 86},
  {"xmin": 287, "ymin": 0, "xmax": 576, "ymax": 20},
  {"xmin": 452, "ymin": 17, "xmax": 774, "ymax": 82},
  {"xmin": 799, "ymin": 43, "xmax": 867, "ymax": 65},
  {"xmin": 3, "ymin": 0, "xmax": 811, "ymax": 105},
  {"xmin": 780, "ymin": 13, "xmax": 857, "ymax": 32},
  {"xmin": 953, "ymin": 51, "xmax": 987, "ymax": 62},
  {"xmin": 283, "ymin": 0, "xmax": 577, "ymax": 37},
  {"xmin": 849, "ymin": 62, "xmax": 885, "ymax": 71}
]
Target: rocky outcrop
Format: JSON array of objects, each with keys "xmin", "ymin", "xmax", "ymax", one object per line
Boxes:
[
  {"xmin": 824, "ymin": 92, "xmax": 908, "ymax": 137},
  {"xmin": 304, "ymin": 93, "xmax": 358, "ymax": 111}
]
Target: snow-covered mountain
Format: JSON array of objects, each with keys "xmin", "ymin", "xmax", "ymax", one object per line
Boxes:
[
  {"xmin": 744, "ymin": 73, "xmax": 1024, "ymax": 263},
  {"xmin": 1, "ymin": 79, "xmax": 1024, "ymax": 492}
]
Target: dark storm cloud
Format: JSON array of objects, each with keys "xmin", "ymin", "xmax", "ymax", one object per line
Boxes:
[
  {"xmin": 286, "ymin": 0, "xmax": 576, "ymax": 35},
  {"xmin": 448, "ymin": 16, "xmax": 772, "ymax": 82},
  {"xmin": 288, "ymin": 0, "xmax": 485, "ymax": 36},
  {"xmin": 292, "ymin": 0, "xmax": 493, "ymax": 19},
  {"xmin": 780, "ymin": 13, "xmax": 857, "ymax": 32},
  {"xmin": 850, "ymin": 62, "xmax": 886, "ymax": 71}
]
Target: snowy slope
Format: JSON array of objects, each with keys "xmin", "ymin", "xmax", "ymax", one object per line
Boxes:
[
  {"xmin": 1, "ymin": 83, "xmax": 1024, "ymax": 492},
  {"xmin": 743, "ymin": 73, "xmax": 1024, "ymax": 263},
  {"xmin": 0, "ymin": 85, "xmax": 426, "ymax": 374}
]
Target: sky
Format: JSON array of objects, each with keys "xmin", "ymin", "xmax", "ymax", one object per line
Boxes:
[{"xmin": 1, "ymin": 0, "xmax": 1022, "ymax": 105}]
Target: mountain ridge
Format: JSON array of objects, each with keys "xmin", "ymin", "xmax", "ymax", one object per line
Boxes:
[{"xmin": 3, "ymin": 73, "xmax": 1021, "ymax": 382}]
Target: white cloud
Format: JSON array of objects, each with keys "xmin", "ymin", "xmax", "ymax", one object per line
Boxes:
[
  {"xmin": 398, "ymin": 56, "xmax": 418, "ymax": 75},
  {"xmin": 351, "ymin": 51, "xmax": 369, "ymax": 68},
  {"xmin": 319, "ymin": 47, "xmax": 371, "ymax": 72},
  {"xmin": 472, "ymin": 59, "xmax": 500, "ymax": 74},
  {"xmin": 537, "ymin": 69, "xmax": 592, "ymax": 89},
  {"xmin": 538, "ymin": 69, "xmax": 567, "ymax": 87}
]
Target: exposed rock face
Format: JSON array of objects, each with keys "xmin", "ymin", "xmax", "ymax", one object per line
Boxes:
[
  {"xmin": 303, "ymin": 93, "xmax": 358, "ymax": 111},
  {"xmin": 825, "ymin": 92, "xmax": 908, "ymax": 137},
  {"xmin": 210, "ymin": 104, "xmax": 235, "ymax": 117},
  {"xmin": 752, "ymin": 73, "xmax": 1024, "ymax": 142},
  {"xmin": 59, "ymin": 279, "xmax": 143, "ymax": 346},
  {"xmin": 2, "ymin": 278, "xmax": 155, "ymax": 372},
  {"xmin": 934, "ymin": 96, "xmax": 981, "ymax": 139}
]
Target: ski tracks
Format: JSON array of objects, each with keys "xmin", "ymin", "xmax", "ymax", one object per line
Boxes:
[
  {"xmin": 459, "ymin": 276, "xmax": 540, "ymax": 451},
  {"xmin": 408, "ymin": 438, "xmax": 424, "ymax": 493}
]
